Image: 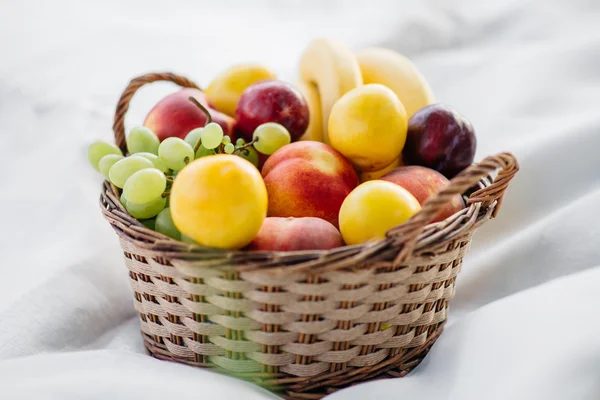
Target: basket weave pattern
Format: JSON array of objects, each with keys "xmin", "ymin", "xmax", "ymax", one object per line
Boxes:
[{"xmin": 101, "ymin": 73, "xmax": 519, "ymax": 399}]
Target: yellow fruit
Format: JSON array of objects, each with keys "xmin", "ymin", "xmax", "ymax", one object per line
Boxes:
[
  {"xmin": 328, "ymin": 83, "xmax": 408, "ymax": 172},
  {"xmin": 356, "ymin": 48, "xmax": 435, "ymax": 118},
  {"xmin": 359, "ymin": 156, "xmax": 403, "ymax": 183},
  {"xmin": 299, "ymin": 38, "xmax": 363, "ymax": 144},
  {"xmin": 296, "ymin": 80, "xmax": 323, "ymax": 142},
  {"xmin": 205, "ymin": 64, "xmax": 276, "ymax": 116},
  {"xmin": 170, "ymin": 155, "xmax": 268, "ymax": 249},
  {"xmin": 339, "ymin": 180, "xmax": 421, "ymax": 245}
]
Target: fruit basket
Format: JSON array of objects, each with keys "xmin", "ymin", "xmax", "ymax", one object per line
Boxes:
[{"xmin": 100, "ymin": 70, "xmax": 519, "ymax": 399}]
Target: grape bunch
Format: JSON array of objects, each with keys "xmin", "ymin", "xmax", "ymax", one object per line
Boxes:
[{"xmin": 88, "ymin": 117, "xmax": 292, "ymax": 240}]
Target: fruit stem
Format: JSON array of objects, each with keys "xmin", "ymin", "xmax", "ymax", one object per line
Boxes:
[
  {"xmin": 233, "ymin": 137, "xmax": 258, "ymax": 154},
  {"xmin": 188, "ymin": 97, "xmax": 213, "ymax": 154},
  {"xmin": 188, "ymin": 96, "xmax": 212, "ymax": 125},
  {"xmin": 161, "ymin": 191, "xmax": 170, "ymax": 198},
  {"xmin": 193, "ymin": 138, "xmax": 202, "ymax": 154}
]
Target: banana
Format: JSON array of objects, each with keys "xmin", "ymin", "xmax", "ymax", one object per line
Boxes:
[
  {"xmin": 356, "ymin": 48, "xmax": 435, "ymax": 118},
  {"xmin": 299, "ymin": 38, "xmax": 363, "ymax": 144},
  {"xmin": 296, "ymin": 80, "xmax": 323, "ymax": 142}
]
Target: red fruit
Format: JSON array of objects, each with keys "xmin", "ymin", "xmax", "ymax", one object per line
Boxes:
[
  {"xmin": 246, "ymin": 217, "xmax": 343, "ymax": 251},
  {"xmin": 402, "ymin": 104, "xmax": 476, "ymax": 178},
  {"xmin": 262, "ymin": 141, "xmax": 358, "ymax": 228},
  {"xmin": 257, "ymin": 152, "xmax": 270, "ymax": 170},
  {"xmin": 381, "ymin": 165, "xmax": 465, "ymax": 222},
  {"xmin": 144, "ymin": 88, "xmax": 236, "ymax": 141},
  {"xmin": 235, "ymin": 80, "xmax": 309, "ymax": 142}
]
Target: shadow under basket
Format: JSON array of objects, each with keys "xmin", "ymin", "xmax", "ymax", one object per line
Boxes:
[{"xmin": 100, "ymin": 72, "xmax": 520, "ymax": 399}]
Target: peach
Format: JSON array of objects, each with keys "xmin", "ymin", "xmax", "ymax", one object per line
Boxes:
[
  {"xmin": 262, "ymin": 141, "xmax": 359, "ymax": 228},
  {"xmin": 380, "ymin": 166, "xmax": 465, "ymax": 222},
  {"xmin": 144, "ymin": 88, "xmax": 236, "ymax": 142},
  {"xmin": 246, "ymin": 217, "xmax": 343, "ymax": 251}
]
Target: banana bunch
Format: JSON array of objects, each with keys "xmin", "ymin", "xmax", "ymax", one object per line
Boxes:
[{"xmin": 297, "ymin": 38, "xmax": 435, "ymax": 144}]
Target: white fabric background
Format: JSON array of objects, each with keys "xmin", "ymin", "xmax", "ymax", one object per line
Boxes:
[{"xmin": 1, "ymin": 0, "xmax": 599, "ymax": 398}]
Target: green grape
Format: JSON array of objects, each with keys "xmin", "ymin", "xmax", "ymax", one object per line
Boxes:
[
  {"xmin": 224, "ymin": 143, "xmax": 235, "ymax": 154},
  {"xmin": 155, "ymin": 208, "xmax": 181, "ymax": 240},
  {"xmin": 237, "ymin": 146, "xmax": 259, "ymax": 168},
  {"xmin": 195, "ymin": 144, "xmax": 214, "ymax": 159},
  {"xmin": 135, "ymin": 152, "xmax": 169, "ymax": 173},
  {"xmin": 253, "ymin": 122, "xmax": 291, "ymax": 155},
  {"xmin": 222, "ymin": 135, "xmax": 231, "ymax": 145},
  {"xmin": 184, "ymin": 128, "xmax": 203, "ymax": 148},
  {"xmin": 119, "ymin": 192, "xmax": 128, "ymax": 208},
  {"xmin": 140, "ymin": 218, "xmax": 156, "ymax": 230},
  {"xmin": 88, "ymin": 140, "xmax": 122, "ymax": 171},
  {"xmin": 123, "ymin": 168, "xmax": 167, "ymax": 204},
  {"xmin": 181, "ymin": 234, "xmax": 199, "ymax": 244},
  {"xmin": 235, "ymin": 138, "xmax": 245, "ymax": 147},
  {"xmin": 185, "ymin": 128, "xmax": 215, "ymax": 158},
  {"xmin": 108, "ymin": 155, "xmax": 153, "ymax": 188},
  {"xmin": 126, "ymin": 196, "xmax": 167, "ymax": 219},
  {"xmin": 98, "ymin": 154, "xmax": 124, "ymax": 180},
  {"xmin": 201, "ymin": 122, "xmax": 224, "ymax": 149},
  {"xmin": 127, "ymin": 126, "xmax": 160, "ymax": 155},
  {"xmin": 158, "ymin": 137, "xmax": 194, "ymax": 170}
]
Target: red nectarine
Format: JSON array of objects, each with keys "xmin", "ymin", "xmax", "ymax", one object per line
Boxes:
[
  {"xmin": 380, "ymin": 165, "xmax": 464, "ymax": 222},
  {"xmin": 262, "ymin": 141, "xmax": 358, "ymax": 228},
  {"xmin": 144, "ymin": 88, "xmax": 236, "ymax": 142},
  {"xmin": 246, "ymin": 217, "xmax": 343, "ymax": 251}
]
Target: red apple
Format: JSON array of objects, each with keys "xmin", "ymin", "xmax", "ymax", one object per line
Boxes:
[
  {"xmin": 262, "ymin": 141, "xmax": 358, "ymax": 228},
  {"xmin": 403, "ymin": 104, "xmax": 476, "ymax": 178},
  {"xmin": 144, "ymin": 88, "xmax": 236, "ymax": 142},
  {"xmin": 380, "ymin": 165, "xmax": 465, "ymax": 222},
  {"xmin": 246, "ymin": 217, "xmax": 343, "ymax": 251},
  {"xmin": 235, "ymin": 80, "xmax": 309, "ymax": 142}
]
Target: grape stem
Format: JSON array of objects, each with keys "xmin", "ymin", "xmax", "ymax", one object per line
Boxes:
[
  {"xmin": 161, "ymin": 191, "xmax": 171, "ymax": 198},
  {"xmin": 193, "ymin": 138, "xmax": 202, "ymax": 154},
  {"xmin": 233, "ymin": 137, "xmax": 258, "ymax": 154},
  {"xmin": 188, "ymin": 96, "xmax": 213, "ymax": 154}
]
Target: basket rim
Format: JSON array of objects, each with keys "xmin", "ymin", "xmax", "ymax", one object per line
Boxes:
[{"xmin": 99, "ymin": 170, "xmax": 499, "ymax": 274}]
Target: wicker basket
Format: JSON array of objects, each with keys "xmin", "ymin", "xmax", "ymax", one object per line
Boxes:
[{"xmin": 101, "ymin": 73, "xmax": 519, "ymax": 399}]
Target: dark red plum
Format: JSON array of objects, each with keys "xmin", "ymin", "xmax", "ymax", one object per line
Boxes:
[
  {"xmin": 235, "ymin": 80, "xmax": 309, "ymax": 142},
  {"xmin": 402, "ymin": 104, "xmax": 476, "ymax": 179}
]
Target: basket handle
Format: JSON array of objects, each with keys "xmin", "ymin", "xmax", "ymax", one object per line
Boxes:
[
  {"xmin": 112, "ymin": 72, "xmax": 200, "ymax": 153},
  {"xmin": 387, "ymin": 152, "xmax": 519, "ymax": 264}
]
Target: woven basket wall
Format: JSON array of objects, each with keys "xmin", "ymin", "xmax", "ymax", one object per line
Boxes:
[{"xmin": 100, "ymin": 73, "xmax": 519, "ymax": 399}]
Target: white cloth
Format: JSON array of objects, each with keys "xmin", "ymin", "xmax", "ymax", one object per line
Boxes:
[{"xmin": 1, "ymin": 0, "xmax": 599, "ymax": 398}]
